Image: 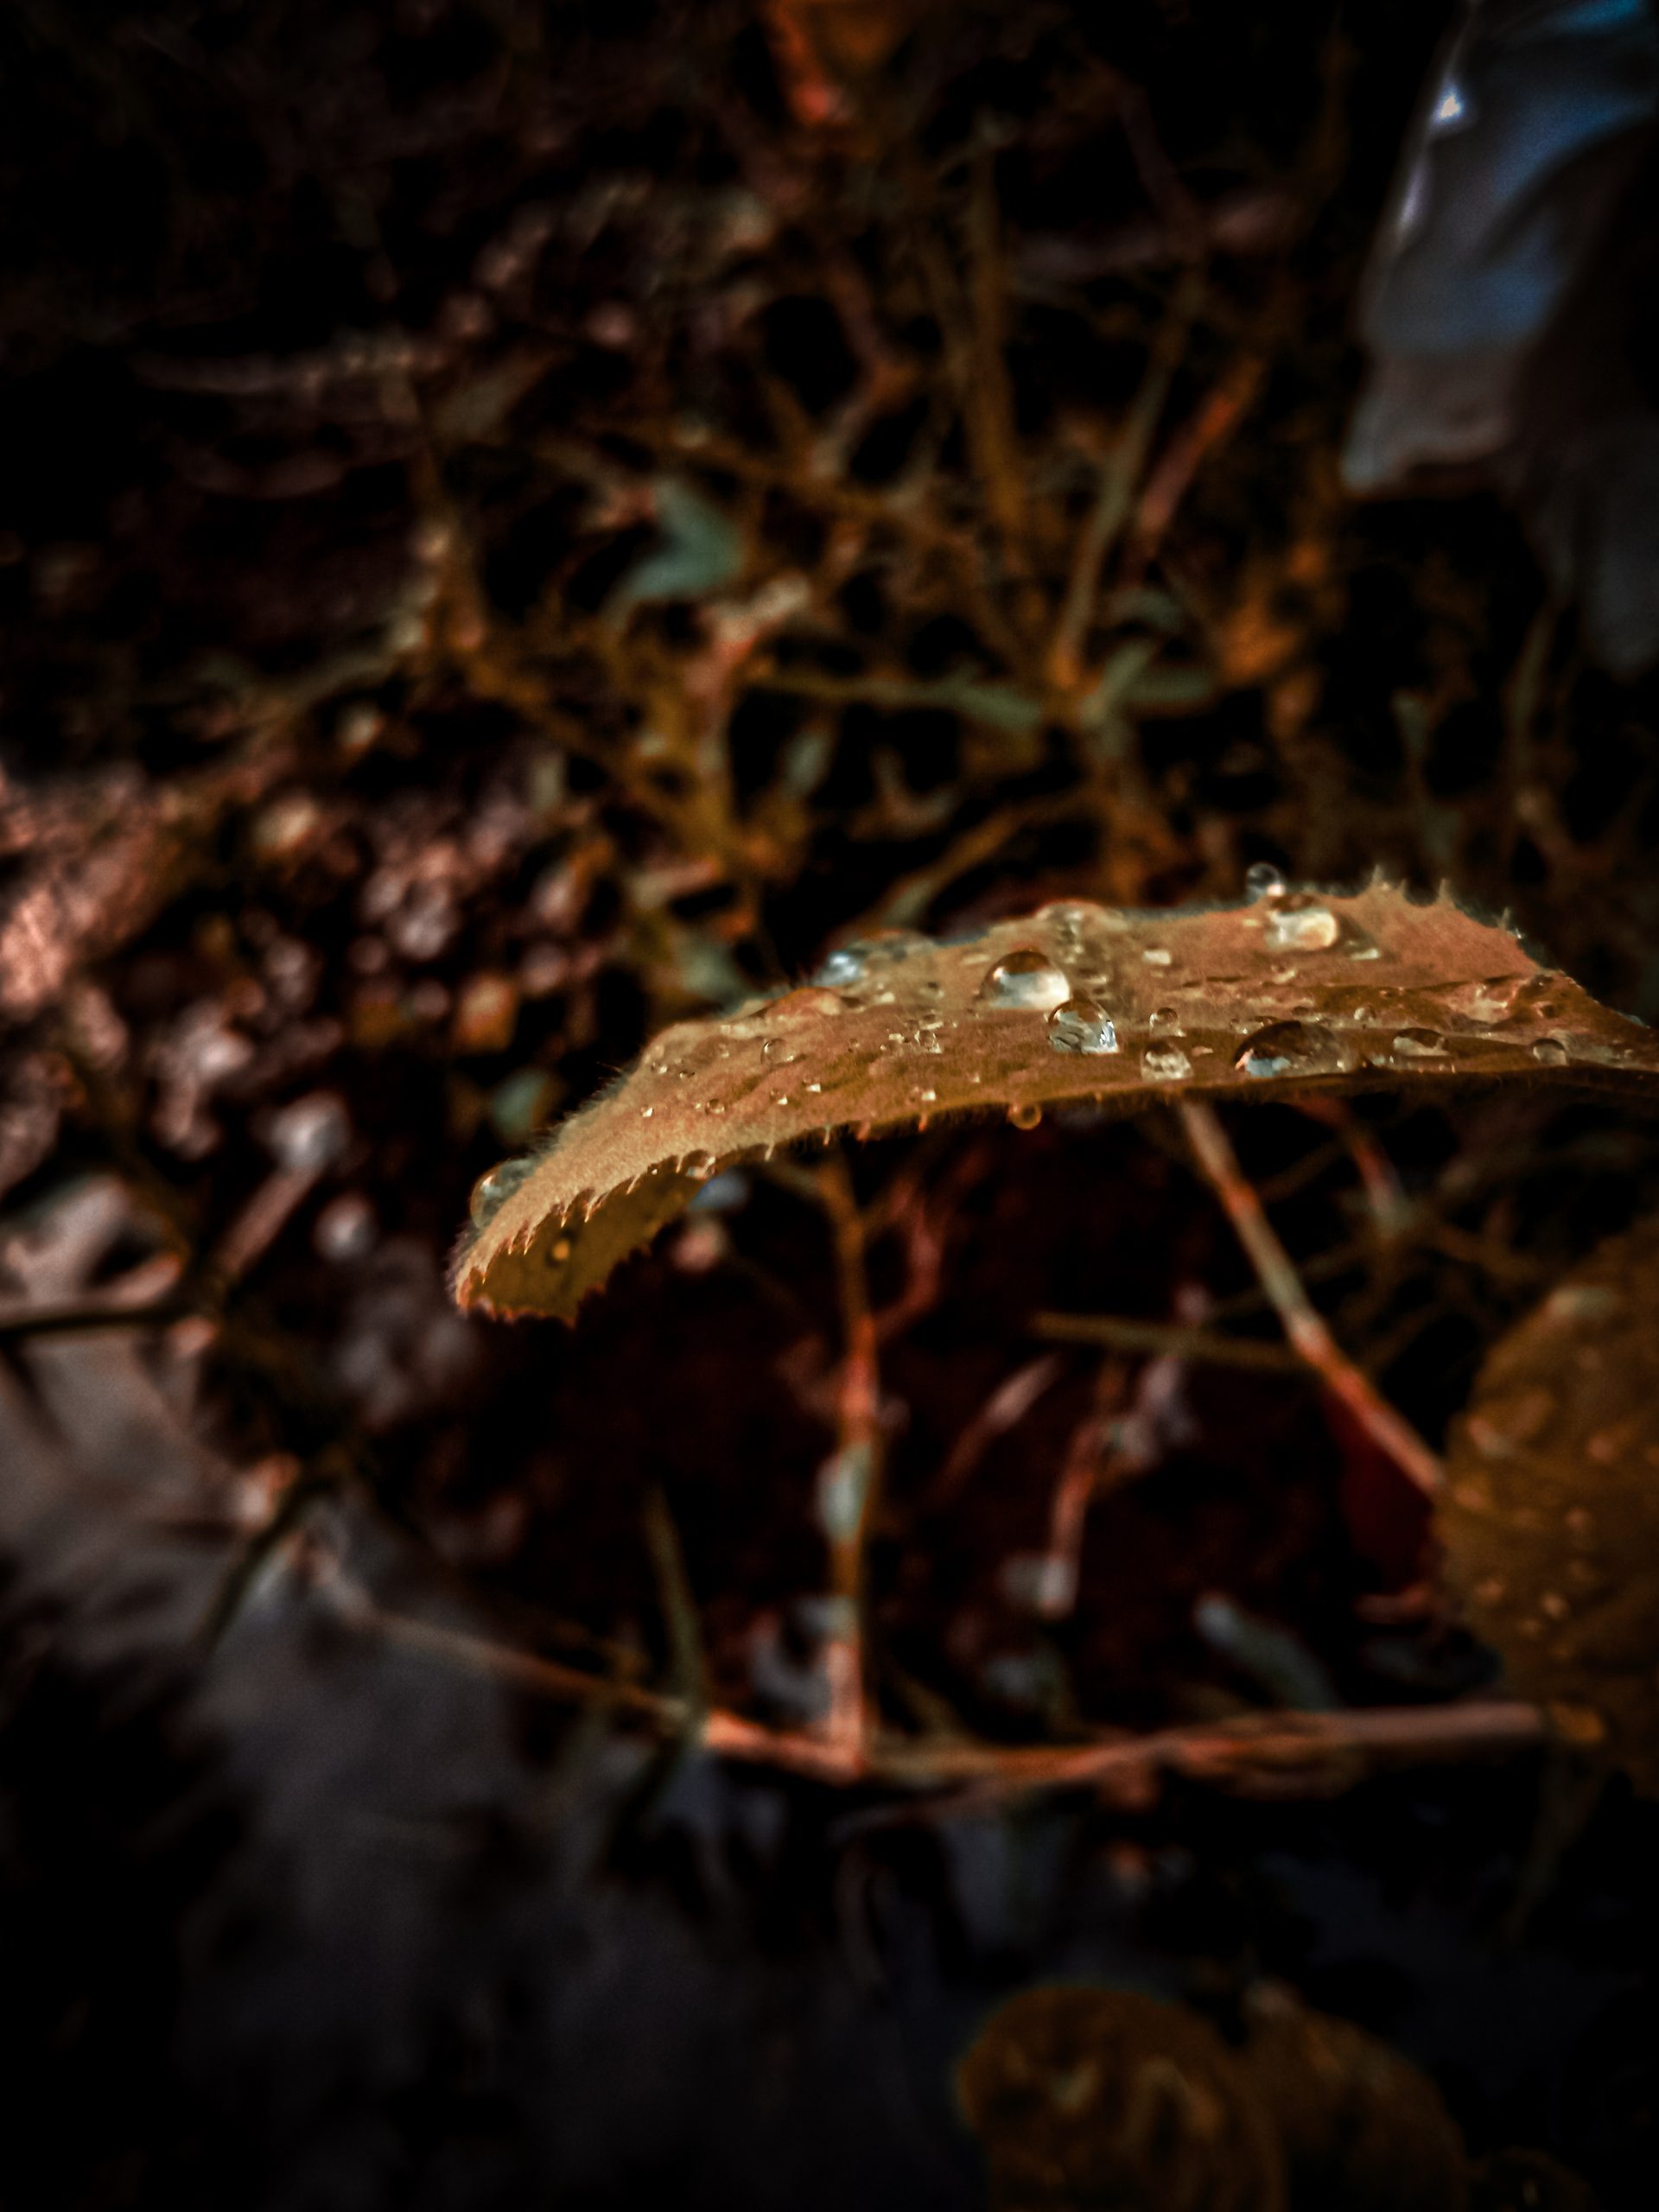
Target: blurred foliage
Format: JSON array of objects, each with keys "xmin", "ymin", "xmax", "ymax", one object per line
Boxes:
[{"xmin": 6, "ymin": 0, "xmax": 1659, "ymax": 1771}]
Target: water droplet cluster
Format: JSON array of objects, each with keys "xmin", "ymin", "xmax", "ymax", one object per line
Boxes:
[{"xmin": 455, "ymin": 879, "xmax": 1659, "ymax": 1324}]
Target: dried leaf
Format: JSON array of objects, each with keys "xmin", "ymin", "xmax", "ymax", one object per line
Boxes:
[
  {"xmin": 1440, "ymin": 1212, "xmax": 1659, "ymax": 1795},
  {"xmin": 956, "ymin": 1984, "xmax": 1287, "ymax": 2212},
  {"xmin": 453, "ymin": 880, "xmax": 1659, "ymax": 1320},
  {"xmin": 1240, "ymin": 1988, "xmax": 1467, "ymax": 2212}
]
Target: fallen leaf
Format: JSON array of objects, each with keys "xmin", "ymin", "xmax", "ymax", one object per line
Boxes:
[
  {"xmin": 1440, "ymin": 1211, "xmax": 1659, "ymax": 1795},
  {"xmin": 956, "ymin": 1983, "xmax": 1287, "ymax": 2212}
]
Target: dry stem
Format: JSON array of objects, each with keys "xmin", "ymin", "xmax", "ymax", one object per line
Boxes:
[
  {"xmin": 355, "ymin": 1599, "xmax": 1541, "ymax": 1801},
  {"xmin": 1178, "ymin": 1102, "xmax": 1444, "ymax": 1498},
  {"xmin": 813, "ymin": 1149, "xmax": 884, "ymax": 1764}
]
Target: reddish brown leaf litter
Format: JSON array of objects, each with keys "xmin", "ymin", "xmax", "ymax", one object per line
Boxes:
[
  {"xmin": 454, "ymin": 878, "xmax": 1659, "ymax": 1320},
  {"xmin": 956, "ymin": 1984, "xmax": 1288, "ymax": 2212},
  {"xmin": 956, "ymin": 1980, "xmax": 1603, "ymax": 2212},
  {"xmin": 1238, "ymin": 1986, "xmax": 1468, "ymax": 2212},
  {"xmin": 1440, "ymin": 1211, "xmax": 1659, "ymax": 1796}
]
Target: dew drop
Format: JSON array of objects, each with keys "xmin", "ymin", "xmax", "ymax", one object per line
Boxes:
[
  {"xmin": 1035, "ymin": 899, "xmax": 1112, "ymax": 928},
  {"xmin": 1149, "ymin": 1006, "xmax": 1184, "ymax": 1031},
  {"xmin": 683, "ymin": 1149, "xmax": 718, "ymax": 1181},
  {"xmin": 1514, "ymin": 973, "xmax": 1566, "ymax": 1019},
  {"xmin": 1263, "ymin": 897, "xmax": 1340, "ymax": 953},
  {"xmin": 812, "ymin": 947, "xmax": 866, "ymax": 988},
  {"xmin": 1392, "ymin": 1027, "xmax": 1447, "ymax": 1058},
  {"xmin": 1532, "ymin": 1035, "xmax": 1569, "ymax": 1065},
  {"xmin": 978, "ymin": 946, "xmax": 1071, "ymax": 1012},
  {"xmin": 469, "ymin": 1155, "xmax": 535, "ymax": 1228},
  {"xmin": 1141, "ymin": 1044, "xmax": 1192, "ymax": 1082},
  {"xmin": 1046, "ymin": 995, "xmax": 1119, "ymax": 1056},
  {"xmin": 768, "ymin": 985, "xmax": 848, "ymax": 1024},
  {"xmin": 1232, "ymin": 1019, "xmax": 1354, "ymax": 1078},
  {"xmin": 1244, "ymin": 861, "xmax": 1287, "ymax": 900},
  {"xmin": 1443, "ymin": 976, "xmax": 1527, "ymax": 1025},
  {"xmin": 1007, "ymin": 1101, "xmax": 1043, "ymax": 1130},
  {"xmin": 1141, "ymin": 946, "xmax": 1173, "ymax": 968}
]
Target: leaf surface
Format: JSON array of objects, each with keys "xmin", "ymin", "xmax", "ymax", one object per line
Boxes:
[
  {"xmin": 1440, "ymin": 1211, "xmax": 1659, "ymax": 1794},
  {"xmin": 454, "ymin": 880, "xmax": 1659, "ymax": 1319}
]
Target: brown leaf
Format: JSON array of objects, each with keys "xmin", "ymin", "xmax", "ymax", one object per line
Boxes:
[
  {"xmin": 1440, "ymin": 1211, "xmax": 1659, "ymax": 1796},
  {"xmin": 1240, "ymin": 1986, "xmax": 1468, "ymax": 2212},
  {"xmin": 453, "ymin": 880, "xmax": 1659, "ymax": 1321},
  {"xmin": 956, "ymin": 1983, "xmax": 1287, "ymax": 2212}
]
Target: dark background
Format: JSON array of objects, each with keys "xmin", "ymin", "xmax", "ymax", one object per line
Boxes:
[{"xmin": 2, "ymin": 4, "xmax": 1657, "ymax": 2208}]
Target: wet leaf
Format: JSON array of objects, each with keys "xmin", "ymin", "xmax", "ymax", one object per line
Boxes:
[
  {"xmin": 956, "ymin": 1984, "xmax": 1287, "ymax": 2212},
  {"xmin": 1440, "ymin": 1212, "xmax": 1659, "ymax": 1796},
  {"xmin": 453, "ymin": 879, "xmax": 1659, "ymax": 1320}
]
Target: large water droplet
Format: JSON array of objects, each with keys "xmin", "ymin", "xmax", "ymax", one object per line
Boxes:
[
  {"xmin": 1232, "ymin": 1019, "xmax": 1353, "ymax": 1078},
  {"xmin": 1046, "ymin": 995, "xmax": 1119, "ymax": 1055},
  {"xmin": 1244, "ymin": 861, "xmax": 1287, "ymax": 900},
  {"xmin": 1338, "ymin": 918, "xmax": 1382, "ymax": 960},
  {"xmin": 812, "ymin": 947, "xmax": 865, "ymax": 987},
  {"xmin": 469, "ymin": 1155, "xmax": 536, "ymax": 1228},
  {"xmin": 1514, "ymin": 972, "xmax": 1566, "ymax": 1019},
  {"xmin": 1141, "ymin": 1044, "xmax": 1192, "ymax": 1082},
  {"xmin": 683, "ymin": 1148, "xmax": 718, "ymax": 1180},
  {"xmin": 1035, "ymin": 899, "xmax": 1112, "ymax": 929},
  {"xmin": 1391, "ymin": 1027, "xmax": 1446, "ymax": 1058},
  {"xmin": 1007, "ymin": 1101, "xmax": 1043, "ymax": 1130},
  {"xmin": 1444, "ymin": 975, "xmax": 1527, "ymax": 1025},
  {"xmin": 1149, "ymin": 1006, "xmax": 1185, "ymax": 1032},
  {"xmin": 1263, "ymin": 897, "xmax": 1339, "ymax": 952},
  {"xmin": 978, "ymin": 946, "xmax": 1071, "ymax": 1012},
  {"xmin": 1532, "ymin": 1035, "xmax": 1569, "ymax": 1065},
  {"xmin": 768, "ymin": 985, "xmax": 848, "ymax": 1024}
]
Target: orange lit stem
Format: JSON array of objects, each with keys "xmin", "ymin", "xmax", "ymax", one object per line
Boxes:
[{"xmin": 1179, "ymin": 1102, "xmax": 1443, "ymax": 1498}]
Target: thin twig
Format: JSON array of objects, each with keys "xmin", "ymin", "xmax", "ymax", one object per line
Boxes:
[
  {"xmin": 350, "ymin": 1598, "xmax": 1542, "ymax": 1800},
  {"xmin": 212, "ymin": 1166, "xmax": 321, "ymax": 1286},
  {"xmin": 814, "ymin": 1149, "xmax": 884, "ymax": 1764},
  {"xmin": 0, "ymin": 1291, "xmax": 193, "ymax": 1344},
  {"xmin": 1294, "ymin": 1097, "xmax": 1410, "ymax": 1236},
  {"xmin": 1178, "ymin": 1103, "xmax": 1444, "ymax": 1498},
  {"xmin": 1048, "ymin": 269, "xmax": 1203, "ymax": 692},
  {"xmin": 643, "ymin": 1484, "xmax": 711, "ymax": 1720},
  {"xmin": 1027, "ymin": 1359, "xmax": 1129, "ymax": 1619},
  {"xmin": 963, "ymin": 139, "xmax": 1029, "ymax": 550},
  {"xmin": 1128, "ymin": 351, "xmax": 1264, "ymax": 565},
  {"xmin": 929, "ymin": 1351, "xmax": 1065, "ymax": 1508},
  {"xmin": 1033, "ymin": 1312, "xmax": 1305, "ymax": 1372}
]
